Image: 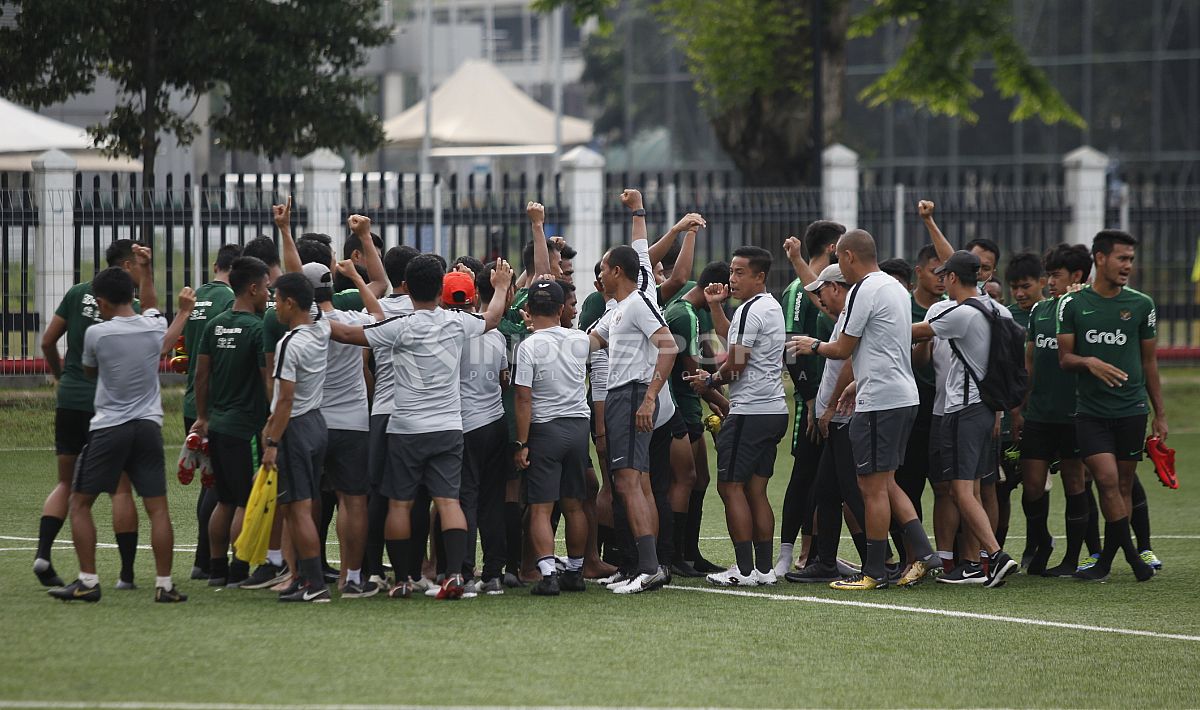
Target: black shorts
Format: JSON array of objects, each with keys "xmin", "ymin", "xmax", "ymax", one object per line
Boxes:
[
  {"xmin": 324, "ymin": 429, "xmax": 370, "ymax": 496},
  {"xmin": 850, "ymin": 406, "xmax": 917, "ymax": 476},
  {"xmin": 368, "ymin": 414, "xmax": 389, "ymax": 489},
  {"xmin": 604, "ymin": 382, "xmax": 656, "ymax": 473},
  {"xmin": 667, "ymin": 410, "xmax": 688, "ymax": 440},
  {"xmin": 1020, "ymin": 419, "xmax": 1080, "ymax": 463},
  {"xmin": 927, "ymin": 415, "xmax": 947, "ymax": 483},
  {"xmin": 525, "ymin": 418, "xmax": 589, "ymax": 504},
  {"xmin": 277, "ymin": 410, "xmax": 328, "ymax": 504},
  {"xmin": 716, "ymin": 413, "xmax": 789, "ymax": 483},
  {"xmin": 686, "ymin": 420, "xmax": 704, "ymax": 443},
  {"xmin": 1076, "ymin": 414, "xmax": 1147, "ymax": 462},
  {"xmin": 208, "ymin": 429, "xmax": 257, "ymax": 506},
  {"xmin": 385, "ymin": 430, "xmax": 463, "ymax": 501},
  {"xmin": 74, "ymin": 419, "xmax": 166, "ymax": 498},
  {"xmin": 941, "ymin": 404, "xmax": 995, "ymax": 482},
  {"xmin": 54, "ymin": 408, "xmax": 93, "ymax": 456}
]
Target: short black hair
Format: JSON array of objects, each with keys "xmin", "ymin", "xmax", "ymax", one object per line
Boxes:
[
  {"xmin": 104, "ymin": 239, "xmax": 140, "ymax": 267},
  {"xmin": 299, "ymin": 232, "xmax": 332, "ymax": 246},
  {"xmin": 343, "ymin": 231, "xmax": 383, "ymax": 260},
  {"xmin": 879, "ymin": 258, "xmax": 913, "ymax": 284},
  {"xmin": 698, "ymin": 261, "xmax": 730, "ymax": 289},
  {"xmin": 476, "ymin": 263, "xmax": 498, "ymax": 304},
  {"xmin": 297, "ymin": 239, "xmax": 333, "ymax": 267},
  {"xmin": 1006, "ymin": 252, "xmax": 1044, "ymax": 283},
  {"xmin": 229, "ymin": 256, "xmax": 269, "ymax": 295},
  {"xmin": 731, "ymin": 246, "xmax": 771, "ymax": 275},
  {"xmin": 405, "ymin": 254, "xmax": 445, "ymax": 302},
  {"xmin": 560, "ymin": 244, "xmax": 577, "ymax": 260},
  {"xmin": 384, "ymin": 245, "xmax": 419, "ymax": 287},
  {"xmin": 557, "ymin": 278, "xmax": 575, "ymax": 295},
  {"xmin": 214, "ymin": 244, "xmax": 242, "ymax": 273},
  {"xmin": 273, "ymin": 272, "xmax": 313, "ymax": 312},
  {"xmin": 92, "ymin": 266, "xmax": 135, "ymax": 305},
  {"xmin": 1092, "ymin": 229, "xmax": 1138, "ymax": 256},
  {"xmin": 242, "ymin": 236, "xmax": 279, "ymax": 268},
  {"xmin": 453, "ymin": 255, "xmax": 485, "ymax": 276},
  {"xmin": 593, "ymin": 260, "xmax": 602, "ymax": 280},
  {"xmin": 966, "ymin": 238, "xmax": 1001, "ymax": 265},
  {"xmin": 1043, "ymin": 243, "xmax": 1092, "ymax": 281},
  {"xmin": 916, "ymin": 244, "xmax": 939, "ymax": 266},
  {"xmin": 332, "ymin": 264, "xmax": 366, "ymax": 294},
  {"xmin": 604, "ymin": 245, "xmax": 640, "ymax": 284},
  {"xmin": 803, "ymin": 221, "xmax": 846, "ymax": 263}
]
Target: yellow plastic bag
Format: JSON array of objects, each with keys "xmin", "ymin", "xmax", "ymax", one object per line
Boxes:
[{"xmin": 234, "ymin": 465, "xmax": 277, "ymax": 566}]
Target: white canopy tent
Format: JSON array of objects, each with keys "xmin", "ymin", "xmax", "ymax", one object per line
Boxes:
[
  {"xmin": 383, "ymin": 59, "xmax": 592, "ymax": 153},
  {"xmin": 0, "ymin": 98, "xmax": 142, "ymax": 172}
]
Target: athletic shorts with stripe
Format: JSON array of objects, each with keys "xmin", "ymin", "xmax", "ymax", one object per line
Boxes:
[
  {"xmin": 604, "ymin": 382, "xmax": 657, "ymax": 473},
  {"xmin": 715, "ymin": 413, "xmax": 789, "ymax": 483},
  {"xmin": 849, "ymin": 405, "xmax": 917, "ymax": 476}
]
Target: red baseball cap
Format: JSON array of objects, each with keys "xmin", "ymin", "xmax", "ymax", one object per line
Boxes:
[{"xmin": 442, "ymin": 271, "xmax": 476, "ymax": 306}]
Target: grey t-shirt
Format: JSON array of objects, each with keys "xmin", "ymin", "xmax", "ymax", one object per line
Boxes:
[
  {"xmin": 594, "ymin": 289, "xmax": 668, "ymax": 390},
  {"xmin": 841, "ymin": 271, "xmax": 920, "ymax": 412},
  {"xmin": 369, "ymin": 294, "xmax": 414, "ymax": 417},
  {"xmin": 460, "ymin": 327, "xmax": 508, "ymax": 432},
  {"xmin": 928, "ymin": 296, "xmax": 1013, "ymax": 414},
  {"xmin": 272, "ymin": 317, "xmax": 331, "ymax": 419},
  {"xmin": 727, "ymin": 291, "xmax": 787, "ymax": 416},
  {"xmin": 815, "ymin": 311, "xmax": 850, "ymax": 424},
  {"xmin": 362, "ymin": 307, "xmax": 486, "ymax": 435},
  {"xmin": 322, "ymin": 308, "xmax": 375, "ymax": 431},
  {"xmin": 82, "ymin": 309, "xmax": 167, "ymax": 430},
  {"xmin": 514, "ymin": 326, "xmax": 590, "ymax": 423}
]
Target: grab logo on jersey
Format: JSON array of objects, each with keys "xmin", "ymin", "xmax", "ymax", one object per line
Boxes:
[
  {"xmin": 1035, "ymin": 333, "xmax": 1058, "ymax": 350},
  {"xmin": 1085, "ymin": 329, "xmax": 1127, "ymax": 345}
]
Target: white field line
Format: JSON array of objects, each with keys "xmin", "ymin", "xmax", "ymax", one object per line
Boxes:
[
  {"xmin": 668, "ymin": 585, "xmax": 1200, "ymax": 642},
  {"xmin": 696, "ymin": 534, "xmax": 1200, "ymax": 540},
  {"xmin": 0, "ymin": 704, "xmax": 760, "ymax": 710}
]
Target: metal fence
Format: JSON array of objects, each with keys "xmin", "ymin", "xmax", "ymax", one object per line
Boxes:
[{"xmin": 3, "ymin": 170, "xmax": 1199, "ymax": 379}]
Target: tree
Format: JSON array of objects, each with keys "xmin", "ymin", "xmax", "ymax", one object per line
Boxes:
[
  {"xmin": 535, "ymin": 0, "xmax": 1085, "ymax": 186},
  {"xmin": 0, "ymin": 0, "xmax": 390, "ymax": 192}
]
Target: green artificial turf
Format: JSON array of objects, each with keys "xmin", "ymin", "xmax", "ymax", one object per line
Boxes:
[{"xmin": 0, "ymin": 377, "xmax": 1198, "ymax": 709}]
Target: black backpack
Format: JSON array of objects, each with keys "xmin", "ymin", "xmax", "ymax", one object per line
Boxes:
[{"xmin": 946, "ymin": 298, "xmax": 1029, "ymax": 412}]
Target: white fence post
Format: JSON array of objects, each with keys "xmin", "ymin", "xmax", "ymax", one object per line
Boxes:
[
  {"xmin": 300, "ymin": 149, "xmax": 346, "ymax": 256},
  {"xmin": 1063, "ymin": 146, "xmax": 1109, "ymax": 246},
  {"xmin": 822, "ymin": 143, "xmax": 858, "ymax": 229},
  {"xmin": 560, "ymin": 146, "xmax": 606, "ymax": 301},
  {"xmin": 893, "ymin": 183, "xmax": 906, "ymax": 259},
  {"xmin": 33, "ymin": 149, "xmax": 76, "ymax": 358}
]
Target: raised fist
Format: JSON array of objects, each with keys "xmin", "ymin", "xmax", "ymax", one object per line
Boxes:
[
  {"xmin": 272, "ymin": 196, "xmax": 292, "ymax": 229},
  {"xmin": 347, "ymin": 214, "xmax": 371, "ymax": 235},
  {"xmin": 918, "ymin": 200, "xmax": 935, "ymax": 219},
  {"xmin": 783, "ymin": 236, "xmax": 803, "ymax": 259},
  {"xmin": 620, "ymin": 189, "xmax": 644, "ymax": 211},
  {"xmin": 526, "ymin": 201, "xmax": 545, "ymax": 225}
]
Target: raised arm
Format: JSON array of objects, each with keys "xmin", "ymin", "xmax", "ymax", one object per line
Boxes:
[
  {"xmin": 527, "ymin": 202, "xmax": 550, "ymax": 278},
  {"xmin": 919, "ymin": 200, "xmax": 954, "ymax": 263},
  {"xmin": 161, "ymin": 287, "xmax": 196, "ymax": 358},
  {"xmin": 337, "ymin": 258, "xmax": 383, "ymax": 321},
  {"xmin": 329, "ymin": 320, "xmax": 370, "ymax": 347},
  {"xmin": 274, "ymin": 196, "xmax": 301, "ymax": 274},
  {"xmin": 132, "ymin": 244, "xmax": 157, "ymax": 312},
  {"xmin": 704, "ymin": 282, "xmax": 731, "ymax": 340},
  {"xmin": 650, "ymin": 211, "xmax": 706, "ymax": 270},
  {"xmin": 483, "ymin": 259, "xmax": 515, "ymax": 331},
  {"xmin": 659, "ymin": 217, "xmax": 702, "ymax": 303},
  {"xmin": 347, "ymin": 214, "xmax": 388, "ymax": 298},
  {"xmin": 783, "ymin": 236, "xmax": 822, "ymax": 308}
]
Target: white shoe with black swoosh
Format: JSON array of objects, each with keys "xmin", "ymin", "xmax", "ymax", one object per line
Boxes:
[{"xmin": 612, "ymin": 568, "xmax": 668, "ymax": 594}]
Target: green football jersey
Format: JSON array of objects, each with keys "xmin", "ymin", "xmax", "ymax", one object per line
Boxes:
[
  {"xmin": 181, "ymin": 280, "xmax": 235, "ymax": 419},
  {"xmin": 262, "ymin": 288, "xmax": 364, "ymax": 356},
  {"xmin": 1024, "ymin": 297, "xmax": 1075, "ymax": 424},
  {"xmin": 198, "ymin": 309, "xmax": 268, "ymax": 439},
  {"xmin": 664, "ymin": 298, "xmax": 704, "ymax": 424},
  {"xmin": 577, "ymin": 290, "xmax": 606, "ymax": 332},
  {"xmin": 910, "ymin": 294, "xmax": 946, "ymax": 390},
  {"xmin": 662, "ymin": 280, "xmax": 696, "ymax": 309},
  {"xmin": 53, "ymin": 282, "xmax": 140, "ymax": 412},
  {"xmin": 1057, "ymin": 286, "xmax": 1156, "ymax": 418},
  {"xmin": 1008, "ymin": 301, "xmax": 1035, "ymax": 330},
  {"xmin": 781, "ymin": 278, "xmax": 829, "ymax": 402}
]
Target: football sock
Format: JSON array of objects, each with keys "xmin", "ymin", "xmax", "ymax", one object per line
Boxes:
[
  {"xmin": 504, "ymin": 502, "xmax": 523, "ymax": 574},
  {"xmin": 566, "ymin": 556, "xmax": 583, "ymax": 572},
  {"xmin": 346, "ymin": 568, "xmax": 361, "ymax": 585},
  {"xmin": 115, "ymin": 531, "xmax": 137, "ymax": 584},
  {"xmin": 598, "ymin": 524, "xmax": 616, "ymax": 561},
  {"xmin": 753, "ymin": 540, "xmax": 773, "ymax": 573},
  {"xmin": 442, "ymin": 528, "xmax": 468, "ymax": 580},
  {"xmin": 672, "ymin": 512, "xmax": 688, "ymax": 557},
  {"xmin": 1023, "ymin": 494, "xmax": 1052, "ymax": 544},
  {"xmin": 229, "ymin": 559, "xmax": 249, "ymax": 581},
  {"xmin": 79, "ymin": 572, "xmax": 99, "ymax": 588},
  {"xmin": 1062, "ymin": 491, "xmax": 1088, "ymax": 567},
  {"xmin": 776, "ymin": 542, "xmax": 794, "ymax": 569},
  {"xmin": 1131, "ymin": 476, "xmax": 1152, "ymax": 551},
  {"xmin": 385, "ymin": 538, "xmax": 411, "ymax": 582},
  {"xmin": 900, "ymin": 519, "xmax": 935, "ymax": 560},
  {"xmin": 155, "ymin": 575, "xmax": 173, "ymax": 591},
  {"xmin": 537, "ymin": 556, "xmax": 556, "ymax": 577},
  {"xmin": 635, "ymin": 535, "xmax": 659, "ymax": 575},
  {"xmin": 863, "ymin": 539, "xmax": 887, "ymax": 581},
  {"xmin": 1084, "ymin": 482, "xmax": 1101, "ymax": 555},
  {"xmin": 733, "ymin": 541, "xmax": 754, "ymax": 576},
  {"xmin": 685, "ymin": 489, "xmax": 706, "ymax": 559},
  {"xmin": 210, "ymin": 556, "xmax": 229, "ymax": 579},
  {"xmin": 266, "ymin": 549, "xmax": 283, "ymax": 567},
  {"xmin": 850, "ymin": 531, "xmax": 867, "ymax": 560},
  {"xmin": 299, "ymin": 556, "xmax": 325, "ymax": 589},
  {"xmin": 36, "ymin": 515, "xmax": 64, "ymax": 563}
]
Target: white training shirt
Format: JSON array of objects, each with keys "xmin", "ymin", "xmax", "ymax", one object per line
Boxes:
[
  {"xmin": 840, "ymin": 270, "xmax": 920, "ymax": 412},
  {"xmin": 594, "ymin": 288, "xmax": 668, "ymax": 390},
  {"xmin": 321, "ymin": 308, "xmax": 375, "ymax": 431},
  {"xmin": 727, "ymin": 291, "xmax": 787, "ymax": 415},
  {"xmin": 586, "ymin": 302, "xmax": 615, "ymax": 403},
  {"xmin": 815, "ymin": 310, "xmax": 851, "ymax": 424},
  {"xmin": 272, "ymin": 317, "xmax": 331, "ymax": 418},
  {"xmin": 925, "ymin": 298, "xmax": 957, "ymax": 417},
  {"xmin": 362, "ymin": 307, "xmax": 485, "ymax": 435},
  {"xmin": 82, "ymin": 309, "xmax": 167, "ymax": 430},
  {"xmin": 514, "ymin": 326, "xmax": 591, "ymax": 423},
  {"xmin": 460, "ymin": 327, "xmax": 508, "ymax": 432},
  {"xmin": 369, "ymin": 294, "xmax": 414, "ymax": 417},
  {"xmin": 928, "ymin": 295, "xmax": 1012, "ymax": 414}
]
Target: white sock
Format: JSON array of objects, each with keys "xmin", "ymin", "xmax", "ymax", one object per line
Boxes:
[
  {"xmin": 266, "ymin": 549, "xmax": 283, "ymax": 566},
  {"xmin": 346, "ymin": 568, "xmax": 362, "ymax": 585},
  {"xmin": 777, "ymin": 542, "xmax": 794, "ymax": 562},
  {"xmin": 937, "ymin": 551, "xmax": 953, "ymax": 561},
  {"xmin": 34, "ymin": 558, "xmax": 50, "ymax": 572},
  {"xmin": 566, "ymin": 556, "xmax": 583, "ymax": 572},
  {"xmin": 155, "ymin": 575, "xmax": 173, "ymax": 591},
  {"xmin": 79, "ymin": 572, "xmax": 99, "ymax": 587},
  {"xmin": 537, "ymin": 556, "xmax": 556, "ymax": 577}
]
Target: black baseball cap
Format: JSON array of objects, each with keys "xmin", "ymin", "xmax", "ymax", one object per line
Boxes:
[
  {"xmin": 528, "ymin": 280, "xmax": 565, "ymax": 306},
  {"xmin": 934, "ymin": 250, "xmax": 981, "ymax": 279}
]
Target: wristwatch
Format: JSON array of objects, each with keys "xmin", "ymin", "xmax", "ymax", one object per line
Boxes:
[
  {"xmin": 265, "ymin": 437, "xmax": 279, "ymax": 448},
  {"xmin": 511, "ymin": 440, "xmax": 527, "ymax": 452},
  {"xmin": 631, "ymin": 208, "xmax": 646, "ymax": 217},
  {"xmin": 810, "ymin": 340, "xmax": 821, "ymax": 354}
]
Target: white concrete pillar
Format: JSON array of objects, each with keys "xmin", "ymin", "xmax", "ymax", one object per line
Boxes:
[
  {"xmin": 300, "ymin": 149, "xmax": 346, "ymax": 257},
  {"xmin": 33, "ymin": 149, "xmax": 76, "ymax": 355},
  {"xmin": 560, "ymin": 146, "xmax": 606, "ymax": 295},
  {"xmin": 822, "ymin": 143, "xmax": 859, "ymax": 230},
  {"xmin": 1063, "ymin": 146, "xmax": 1109, "ymax": 247}
]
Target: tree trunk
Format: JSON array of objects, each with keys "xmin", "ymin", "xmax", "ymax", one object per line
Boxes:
[
  {"xmin": 710, "ymin": 0, "xmax": 848, "ymax": 187},
  {"xmin": 140, "ymin": 3, "xmax": 159, "ymax": 201}
]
